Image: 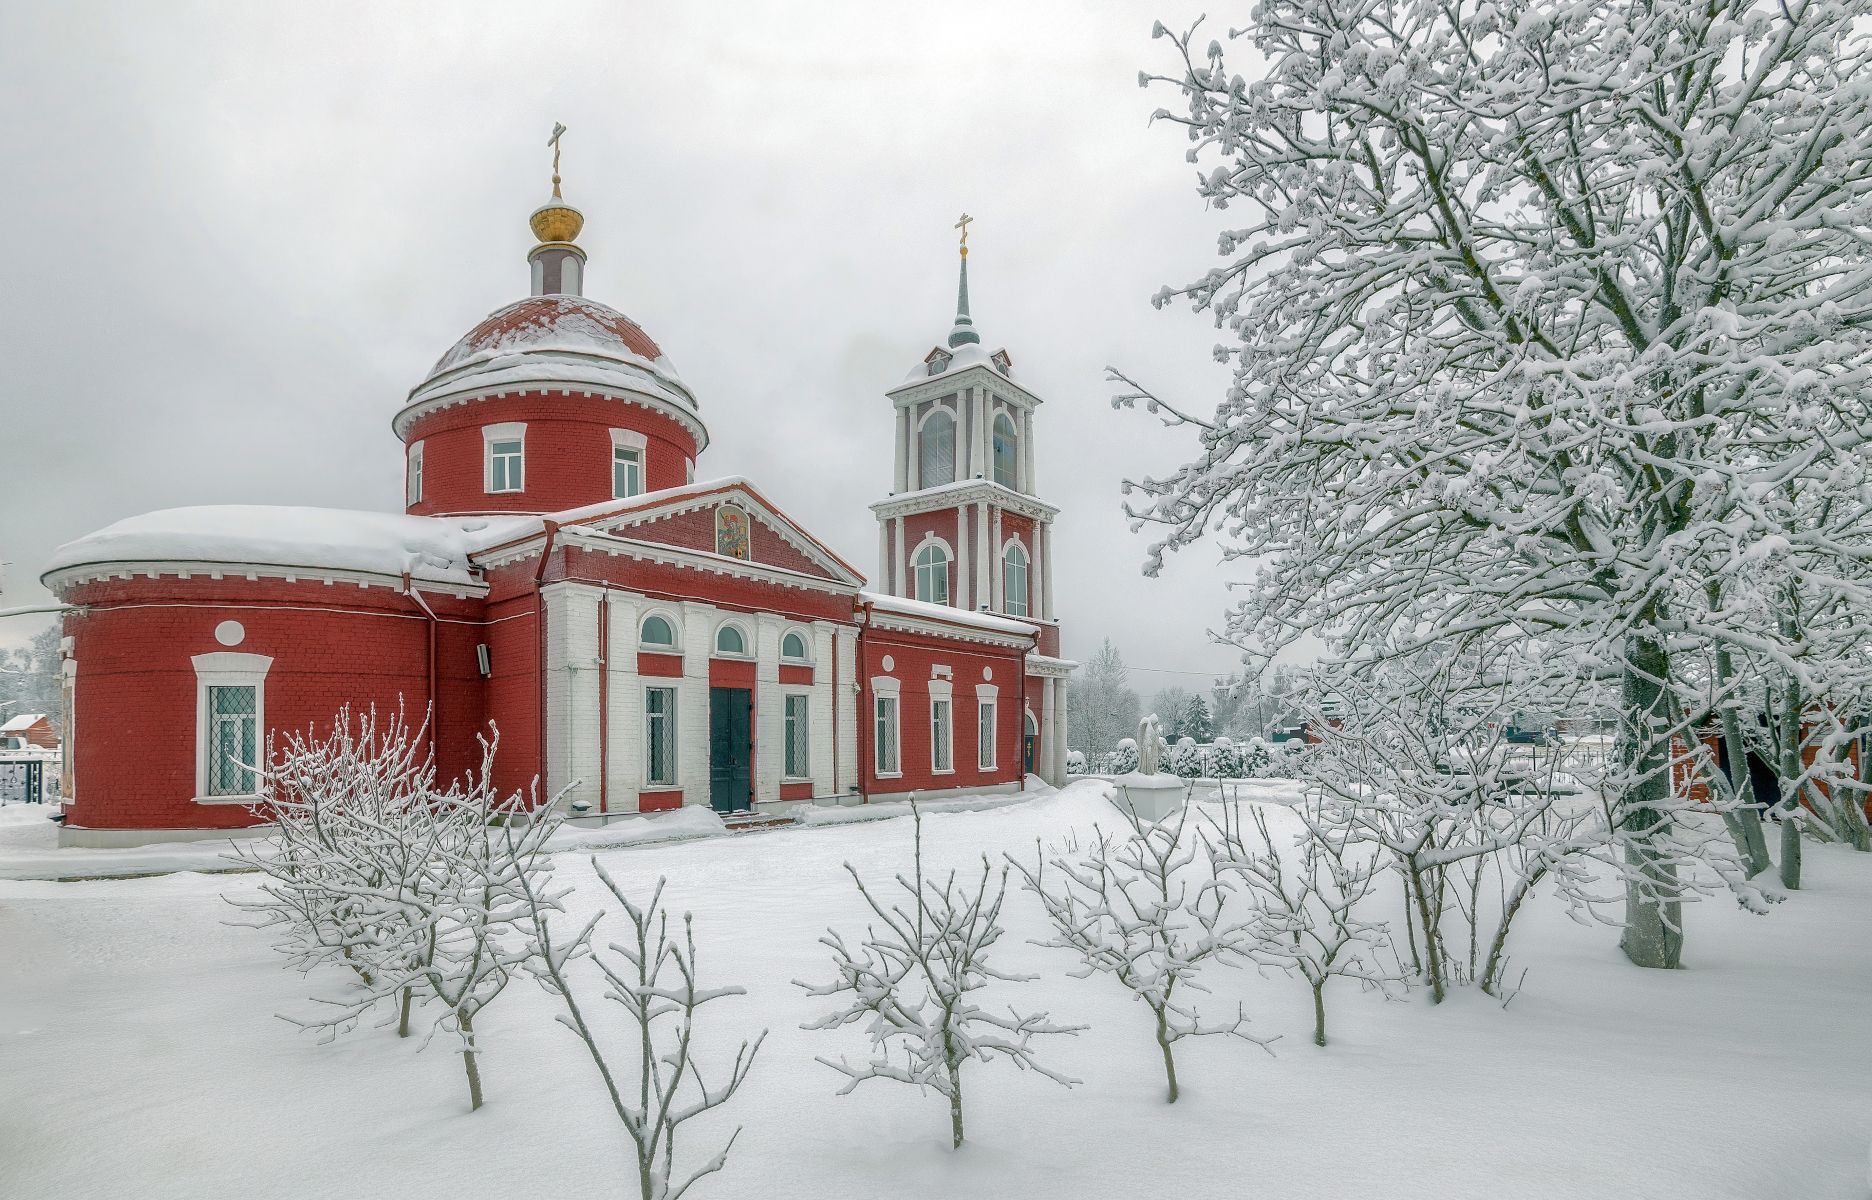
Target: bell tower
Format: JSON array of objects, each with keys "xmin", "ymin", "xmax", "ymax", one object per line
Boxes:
[{"xmin": 869, "ymin": 220, "xmax": 1060, "ymax": 641}]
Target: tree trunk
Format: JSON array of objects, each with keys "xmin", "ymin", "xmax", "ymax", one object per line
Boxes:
[
  {"xmin": 1778, "ymin": 672, "xmax": 1804, "ymax": 891},
  {"xmin": 1619, "ymin": 636, "xmax": 1683, "ymax": 970},
  {"xmin": 1311, "ymin": 981, "xmax": 1327, "ymax": 1047},
  {"xmin": 1155, "ymin": 1004, "xmax": 1180, "ymax": 1101},
  {"xmin": 458, "ymin": 1008, "xmax": 484, "ymax": 1111},
  {"xmin": 398, "ymin": 987, "xmax": 413, "ymax": 1038},
  {"xmin": 947, "ymin": 1060, "xmax": 965, "ymax": 1149},
  {"xmin": 1709, "ymin": 595, "xmax": 1772, "ymax": 876},
  {"xmin": 1407, "ymin": 860, "xmax": 1447, "ymax": 1001}
]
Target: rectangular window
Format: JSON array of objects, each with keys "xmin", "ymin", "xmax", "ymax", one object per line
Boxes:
[
  {"xmin": 488, "ymin": 439, "xmax": 524, "ymax": 493},
  {"xmin": 613, "ymin": 445, "xmax": 643, "ymax": 499},
  {"xmin": 206, "ymin": 684, "xmax": 259, "ymax": 796},
  {"xmin": 874, "ymin": 695, "xmax": 900, "ymax": 776},
  {"xmin": 784, "ymin": 694, "xmax": 810, "ymax": 778},
  {"xmin": 645, "ymin": 686, "xmax": 677, "ymax": 786},
  {"xmin": 931, "ymin": 697, "xmax": 953, "ymax": 773},
  {"xmin": 407, "ymin": 443, "xmax": 423, "ymax": 505},
  {"xmin": 978, "ymin": 699, "xmax": 997, "ymax": 770}
]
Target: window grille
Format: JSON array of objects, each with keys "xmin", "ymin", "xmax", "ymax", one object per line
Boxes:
[
  {"xmin": 785, "ymin": 694, "xmax": 810, "ymax": 778},
  {"xmin": 646, "ymin": 687, "xmax": 677, "ymax": 786},
  {"xmin": 931, "ymin": 698, "xmax": 953, "ymax": 772},
  {"xmin": 207, "ymin": 684, "xmax": 258, "ymax": 796},
  {"xmin": 875, "ymin": 696, "xmax": 900, "ymax": 775}
]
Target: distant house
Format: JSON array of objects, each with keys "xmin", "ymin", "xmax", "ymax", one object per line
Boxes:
[{"xmin": 0, "ymin": 713, "xmax": 56, "ymax": 751}]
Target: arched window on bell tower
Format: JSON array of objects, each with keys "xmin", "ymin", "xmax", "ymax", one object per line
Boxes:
[
  {"xmin": 919, "ymin": 409, "xmax": 956, "ymax": 488},
  {"xmin": 992, "ymin": 411, "xmax": 1019, "ymax": 490}
]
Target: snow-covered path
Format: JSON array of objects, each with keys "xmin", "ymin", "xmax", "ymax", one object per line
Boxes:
[{"xmin": 2, "ymin": 780, "xmax": 1867, "ymax": 1199}]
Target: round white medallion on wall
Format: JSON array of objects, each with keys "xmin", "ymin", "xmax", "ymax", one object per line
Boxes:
[
  {"xmin": 881, "ymin": 654, "xmax": 895, "ymax": 672},
  {"xmin": 983, "ymin": 666, "xmax": 993, "ymax": 681},
  {"xmin": 214, "ymin": 620, "xmax": 246, "ymax": 647}
]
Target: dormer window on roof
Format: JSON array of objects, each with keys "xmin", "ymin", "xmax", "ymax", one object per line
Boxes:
[
  {"xmin": 925, "ymin": 347, "xmax": 953, "ymax": 376},
  {"xmin": 991, "ymin": 349, "xmax": 1012, "ymax": 376}
]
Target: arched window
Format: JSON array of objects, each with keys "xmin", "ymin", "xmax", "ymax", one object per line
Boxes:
[
  {"xmin": 1002, "ymin": 543, "xmax": 1029, "ymax": 617},
  {"xmin": 914, "ymin": 543, "xmax": 950, "ymax": 606},
  {"xmin": 781, "ymin": 631, "xmax": 810, "ymax": 661},
  {"xmin": 715, "ymin": 623, "xmax": 748, "ymax": 656},
  {"xmin": 992, "ymin": 412, "xmax": 1018, "ymax": 489},
  {"xmin": 919, "ymin": 410, "xmax": 956, "ymax": 487},
  {"xmin": 640, "ymin": 615, "xmax": 677, "ymax": 648}
]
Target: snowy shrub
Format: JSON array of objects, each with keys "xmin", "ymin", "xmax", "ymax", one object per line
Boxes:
[
  {"xmin": 1211, "ymin": 802, "xmax": 1401, "ymax": 1046},
  {"xmin": 1110, "ymin": 737, "xmax": 1139, "ymax": 775},
  {"xmin": 1066, "ymin": 750, "xmax": 1088, "ymax": 776},
  {"xmin": 1210, "ymin": 738, "xmax": 1245, "ymax": 780},
  {"xmin": 1013, "ymin": 802, "xmax": 1273, "ymax": 1102},
  {"xmin": 520, "ymin": 864, "xmax": 765, "ymax": 1199},
  {"xmin": 1239, "ymin": 738, "xmax": 1274, "ymax": 779},
  {"xmin": 1169, "ymin": 738, "xmax": 1205, "ymax": 779},
  {"xmin": 799, "ymin": 800, "xmax": 1079, "ymax": 1147},
  {"xmin": 231, "ymin": 710, "xmax": 564, "ymax": 1111}
]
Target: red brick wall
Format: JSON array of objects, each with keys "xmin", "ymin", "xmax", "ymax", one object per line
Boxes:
[
  {"xmin": 627, "ymin": 504, "xmax": 832, "ymax": 578},
  {"xmin": 404, "ymin": 391, "xmax": 699, "ymax": 517},
  {"xmin": 57, "ymin": 576, "xmax": 471, "ymax": 832},
  {"xmin": 857, "ymin": 628, "xmax": 1026, "ymax": 796}
]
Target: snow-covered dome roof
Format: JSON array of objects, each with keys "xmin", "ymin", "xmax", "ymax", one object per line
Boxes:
[
  {"xmin": 42, "ymin": 506, "xmax": 535, "ymax": 590},
  {"xmin": 403, "ymin": 294, "xmax": 698, "ymax": 422}
]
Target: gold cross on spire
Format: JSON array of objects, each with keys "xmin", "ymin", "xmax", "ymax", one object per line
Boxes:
[
  {"xmin": 955, "ymin": 212, "xmax": 973, "ymax": 257},
  {"xmin": 548, "ymin": 122, "xmax": 568, "ymax": 198}
]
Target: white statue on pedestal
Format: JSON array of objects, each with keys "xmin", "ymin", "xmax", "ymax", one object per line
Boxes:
[{"xmin": 1137, "ymin": 714, "xmax": 1162, "ymax": 776}]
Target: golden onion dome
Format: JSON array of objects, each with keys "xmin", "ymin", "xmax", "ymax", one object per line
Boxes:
[{"xmin": 529, "ymin": 201, "xmax": 584, "ymax": 244}]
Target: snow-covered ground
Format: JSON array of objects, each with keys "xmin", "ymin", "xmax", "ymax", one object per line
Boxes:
[{"xmin": 2, "ymin": 779, "xmax": 1868, "ymax": 1199}]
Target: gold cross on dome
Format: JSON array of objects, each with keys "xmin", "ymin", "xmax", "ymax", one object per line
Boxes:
[
  {"xmin": 548, "ymin": 122, "xmax": 568, "ymax": 197},
  {"xmin": 955, "ymin": 212, "xmax": 973, "ymax": 251}
]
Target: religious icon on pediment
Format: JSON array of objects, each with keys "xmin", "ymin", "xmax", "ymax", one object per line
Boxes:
[{"xmin": 716, "ymin": 504, "xmax": 751, "ymax": 560}]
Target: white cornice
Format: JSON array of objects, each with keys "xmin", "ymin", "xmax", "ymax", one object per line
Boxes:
[
  {"xmin": 1023, "ymin": 654, "xmax": 1078, "ymax": 678},
  {"xmin": 887, "ymin": 362, "xmax": 1045, "ymax": 410},
  {"xmin": 869, "ymin": 480, "xmax": 1060, "ymax": 523},
  {"xmin": 392, "ymin": 383, "xmax": 711, "ymax": 452},
  {"xmin": 560, "ymin": 527, "xmax": 863, "ymax": 597},
  {"xmin": 864, "ymin": 610, "xmax": 1035, "ymax": 650},
  {"xmin": 43, "ymin": 560, "xmax": 487, "ymax": 600}
]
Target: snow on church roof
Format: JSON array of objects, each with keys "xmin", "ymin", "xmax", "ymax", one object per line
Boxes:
[
  {"xmin": 406, "ymin": 294, "xmax": 697, "ymax": 415},
  {"xmin": 895, "ymin": 341, "xmax": 1013, "ymax": 388},
  {"xmin": 42, "ymin": 506, "xmax": 536, "ymax": 589},
  {"xmin": 862, "ymin": 591, "xmax": 1038, "ymax": 637}
]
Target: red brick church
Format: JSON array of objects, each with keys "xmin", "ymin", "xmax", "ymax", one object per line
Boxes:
[{"xmin": 42, "ymin": 156, "xmax": 1073, "ymax": 847}]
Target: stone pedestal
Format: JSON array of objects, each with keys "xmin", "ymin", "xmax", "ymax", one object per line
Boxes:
[{"xmin": 1112, "ymin": 772, "xmax": 1188, "ymax": 823}]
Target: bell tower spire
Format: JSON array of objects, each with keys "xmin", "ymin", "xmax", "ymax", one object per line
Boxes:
[
  {"xmin": 948, "ymin": 213, "xmax": 980, "ymax": 348},
  {"xmin": 527, "ymin": 123, "xmax": 587, "ymax": 296}
]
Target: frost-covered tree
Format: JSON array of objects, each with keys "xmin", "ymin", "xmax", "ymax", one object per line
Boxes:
[
  {"xmin": 1068, "ymin": 638, "xmax": 1141, "ymax": 760},
  {"xmin": 1151, "ymin": 687, "xmax": 1196, "ymax": 739},
  {"xmin": 0, "ymin": 623, "xmax": 62, "ymax": 732},
  {"xmin": 521, "ymin": 864, "xmax": 764, "ymax": 1200},
  {"xmin": 1179, "ymin": 694, "xmax": 1215, "ymax": 743},
  {"xmin": 1120, "ymin": 1, "xmax": 1872, "ymax": 967},
  {"xmin": 1013, "ymin": 802, "xmax": 1273, "ymax": 1101},
  {"xmin": 1211, "ymin": 803, "xmax": 1400, "ymax": 1046},
  {"xmin": 799, "ymin": 802, "xmax": 1078, "ymax": 1147}
]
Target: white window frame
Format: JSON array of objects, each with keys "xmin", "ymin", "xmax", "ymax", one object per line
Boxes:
[
  {"xmin": 872, "ymin": 676, "xmax": 901, "ymax": 778},
  {"xmin": 484, "ymin": 422, "xmax": 526, "ymax": 494},
  {"xmin": 713, "ymin": 621, "xmax": 751, "ymax": 658},
  {"xmin": 783, "ymin": 691, "xmax": 811, "ymax": 780},
  {"xmin": 639, "ymin": 611, "xmax": 680, "ymax": 650},
  {"xmin": 1001, "ymin": 539, "xmax": 1029, "ymax": 617},
  {"xmin": 913, "ymin": 536, "xmax": 952, "ymax": 606},
  {"xmin": 407, "ymin": 441, "xmax": 424, "ymax": 505},
  {"xmin": 917, "ymin": 406, "xmax": 957, "ymax": 488},
  {"xmin": 977, "ymin": 684, "xmax": 999, "ymax": 771},
  {"xmin": 929, "ymin": 679, "xmax": 954, "ymax": 775},
  {"xmin": 192, "ymin": 652, "xmax": 272, "ymax": 803},
  {"xmin": 780, "ymin": 628, "xmax": 812, "ymax": 663},
  {"xmin": 611, "ymin": 428, "xmax": 647, "ymax": 500},
  {"xmin": 645, "ymin": 685, "xmax": 678, "ymax": 787}
]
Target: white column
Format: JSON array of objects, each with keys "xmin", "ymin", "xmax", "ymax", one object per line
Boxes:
[
  {"xmin": 1030, "ymin": 522, "xmax": 1046, "ymax": 622},
  {"xmin": 604, "ymin": 593, "xmax": 643, "ymax": 813},
  {"xmin": 835, "ymin": 625, "xmax": 860, "ymax": 793},
  {"xmin": 810, "ymin": 622, "xmax": 837, "ymax": 799},
  {"xmin": 974, "ymin": 501, "xmax": 991, "ymax": 610},
  {"xmin": 908, "ymin": 408, "xmax": 921, "ymax": 492},
  {"xmin": 1041, "ymin": 520, "xmax": 1056, "ymax": 620},
  {"xmin": 963, "ymin": 388, "xmax": 978, "ymax": 479},
  {"xmin": 1054, "ymin": 677, "xmax": 1070, "ymax": 785},
  {"xmin": 894, "ymin": 407, "xmax": 909, "ymax": 493},
  {"xmin": 955, "ymin": 507, "xmax": 970, "ymax": 607},
  {"xmin": 977, "ymin": 393, "xmax": 993, "ymax": 480},
  {"xmin": 1044, "ymin": 677, "xmax": 1063, "ymax": 786},
  {"xmin": 893, "ymin": 515, "xmax": 907, "ymax": 597},
  {"xmin": 546, "ymin": 583, "xmax": 604, "ymax": 813},
  {"xmin": 754, "ymin": 615, "xmax": 784, "ymax": 803},
  {"xmin": 990, "ymin": 508, "xmax": 1005, "ymax": 612},
  {"xmin": 877, "ymin": 521, "xmax": 889, "ymax": 592},
  {"xmin": 1021, "ymin": 409, "xmax": 1036, "ymax": 495},
  {"xmin": 677, "ymin": 603, "xmax": 714, "ymax": 806}
]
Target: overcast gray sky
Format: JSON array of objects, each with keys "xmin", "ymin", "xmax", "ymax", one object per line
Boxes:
[{"xmin": 0, "ymin": 0, "xmax": 1251, "ymax": 694}]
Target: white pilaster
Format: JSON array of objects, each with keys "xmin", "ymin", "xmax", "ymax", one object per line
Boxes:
[
  {"xmin": 835, "ymin": 624, "xmax": 860, "ymax": 793},
  {"xmin": 1041, "ymin": 520, "xmax": 1056, "ymax": 620},
  {"xmin": 877, "ymin": 521, "xmax": 889, "ymax": 591},
  {"xmin": 677, "ymin": 602, "xmax": 714, "ymax": 806},
  {"xmin": 604, "ymin": 592, "xmax": 643, "ymax": 813},
  {"xmin": 990, "ymin": 508, "xmax": 1005, "ymax": 612},
  {"xmin": 974, "ymin": 501, "xmax": 991, "ymax": 610},
  {"xmin": 1041, "ymin": 676, "xmax": 1059, "ymax": 786},
  {"xmin": 1020, "ymin": 408, "xmax": 1035, "ymax": 494},
  {"xmin": 1053, "ymin": 677, "xmax": 1069, "ymax": 785},
  {"xmin": 754, "ymin": 614, "xmax": 785, "ymax": 803},
  {"xmin": 894, "ymin": 406, "xmax": 909, "ymax": 493},
  {"xmin": 893, "ymin": 515, "xmax": 907, "ymax": 597},
  {"xmin": 961, "ymin": 387, "xmax": 976, "ymax": 480},
  {"xmin": 810, "ymin": 622, "xmax": 837, "ymax": 798},
  {"xmin": 955, "ymin": 506, "xmax": 970, "ymax": 607}
]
